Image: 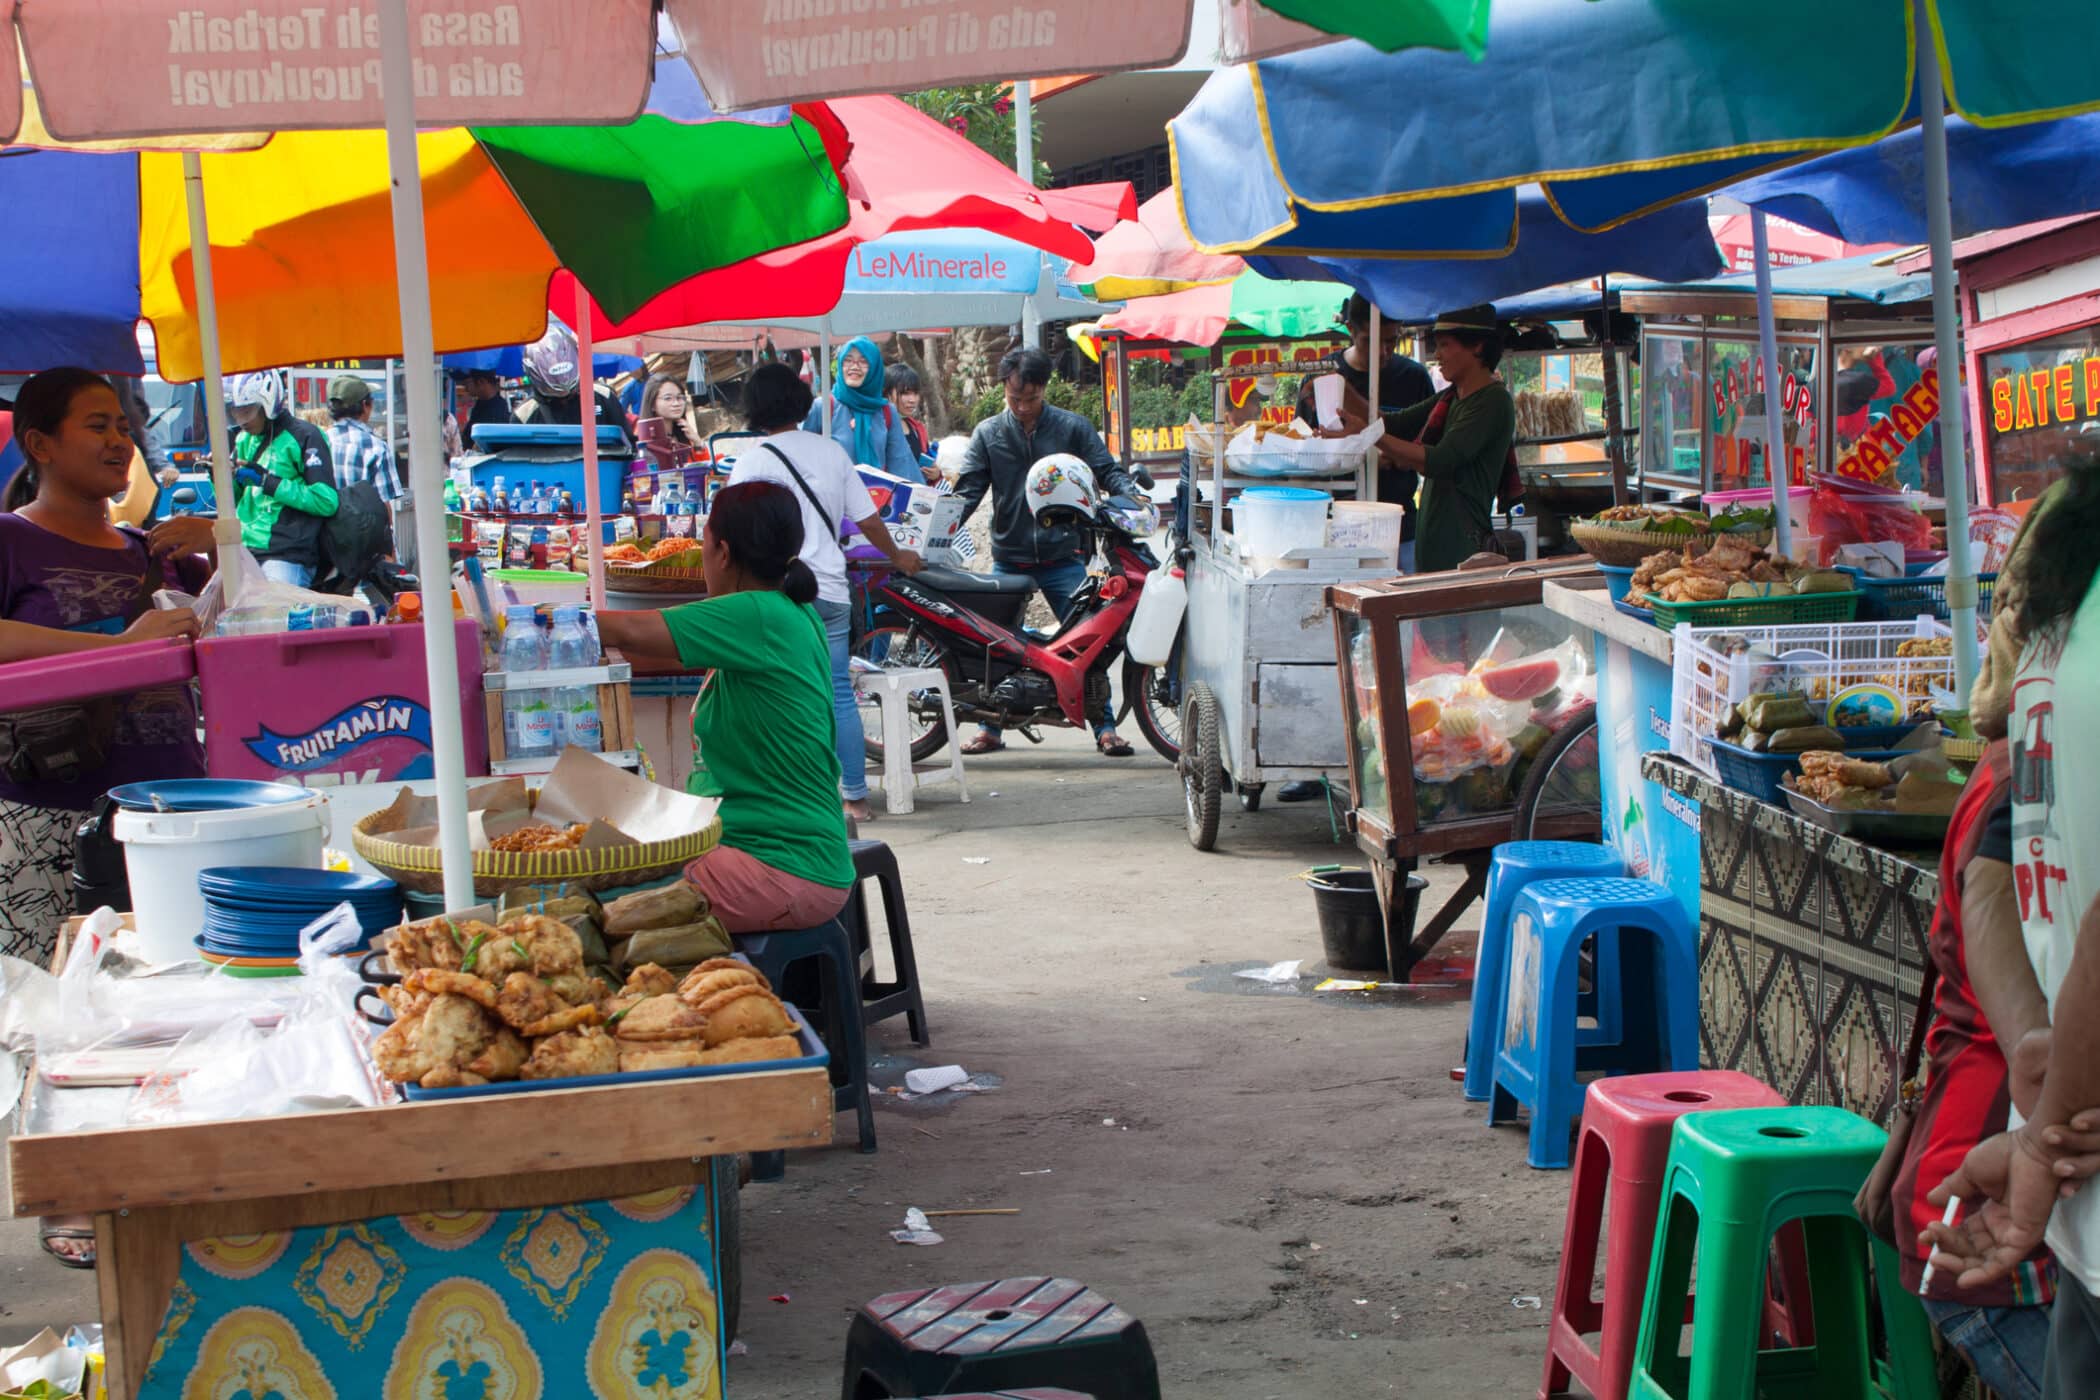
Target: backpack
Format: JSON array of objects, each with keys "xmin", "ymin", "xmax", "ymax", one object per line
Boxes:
[{"xmin": 321, "ymin": 479, "xmax": 394, "ymax": 587}]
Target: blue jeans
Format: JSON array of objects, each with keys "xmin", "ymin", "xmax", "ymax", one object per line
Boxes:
[
  {"xmin": 1923, "ymin": 1297, "xmax": 2053, "ymax": 1400},
  {"xmin": 259, "ymin": 558, "xmax": 315, "ymax": 588},
  {"xmin": 814, "ymin": 598, "xmax": 867, "ymax": 801},
  {"xmin": 983, "ymin": 556, "xmax": 1110, "ymax": 740}
]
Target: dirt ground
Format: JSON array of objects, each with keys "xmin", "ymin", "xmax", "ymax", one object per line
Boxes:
[{"xmin": 1, "ymin": 731, "xmax": 1578, "ymax": 1397}]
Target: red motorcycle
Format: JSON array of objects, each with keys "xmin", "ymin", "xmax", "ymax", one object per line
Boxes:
[{"xmin": 852, "ymin": 466, "xmax": 1183, "ymax": 764}]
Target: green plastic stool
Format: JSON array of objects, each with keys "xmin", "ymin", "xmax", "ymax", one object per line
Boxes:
[{"xmin": 1627, "ymin": 1106, "xmax": 1937, "ymax": 1400}]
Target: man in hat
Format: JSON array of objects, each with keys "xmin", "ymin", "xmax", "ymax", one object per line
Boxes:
[
  {"xmin": 458, "ymin": 367, "xmax": 511, "ymax": 437},
  {"xmin": 1335, "ymin": 304, "xmax": 1516, "ymax": 576},
  {"xmin": 324, "ymin": 374, "xmax": 403, "ymax": 504}
]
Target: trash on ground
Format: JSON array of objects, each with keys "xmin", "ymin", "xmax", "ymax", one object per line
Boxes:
[
  {"xmin": 963, "ymin": 857, "xmax": 991, "ymax": 865},
  {"xmin": 891, "ymin": 1206, "xmax": 945, "ymax": 1246},
  {"xmin": 1235, "ymin": 959, "xmax": 1304, "ymax": 984},
  {"xmin": 1511, "ymin": 1295, "xmax": 1543, "ymax": 1309},
  {"xmin": 727, "ymin": 1340, "xmax": 749, "ymax": 1358},
  {"xmin": 769, "ymin": 1293, "xmax": 792, "ymax": 1304},
  {"xmin": 903, "ymin": 1064, "xmax": 970, "ymax": 1095},
  {"xmin": 1019, "ymin": 1169, "xmax": 1053, "ymax": 1176}
]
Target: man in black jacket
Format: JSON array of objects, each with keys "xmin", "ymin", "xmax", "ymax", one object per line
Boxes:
[{"xmin": 954, "ymin": 346, "xmax": 1139, "ymax": 756}]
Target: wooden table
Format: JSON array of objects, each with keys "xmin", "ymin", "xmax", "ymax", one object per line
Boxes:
[{"xmin": 10, "ymin": 1062, "xmax": 833, "ymax": 1397}]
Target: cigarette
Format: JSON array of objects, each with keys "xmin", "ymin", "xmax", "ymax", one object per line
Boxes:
[{"xmin": 1918, "ymin": 1196, "xmax": 1962, "ymax": 1294}]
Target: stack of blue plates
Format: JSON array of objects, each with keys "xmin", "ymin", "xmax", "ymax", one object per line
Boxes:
[{"xmin": 195, "ymin": 867, "xmax": 404, "ymax": 960}]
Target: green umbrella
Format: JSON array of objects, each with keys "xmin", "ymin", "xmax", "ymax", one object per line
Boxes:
[
  {"xmin": 1097, "ymin": 272, "xmax": 1347, "ymax": 344},
  {"xmin": 1258, "ymin": 0, "xmax": 1496, "ymax": 58}
]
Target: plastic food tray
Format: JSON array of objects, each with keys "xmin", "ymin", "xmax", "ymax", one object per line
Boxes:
[
  {"xmin": 400, "ymin": 1000, "xmax": 829, "ymax": 1101},
  {"xmin": 1844, "ymin": 567, "xmax": 1998, "ymax": 624},
  {"xmin": 1782, "ymin": 788, "xmax": 1954, "ymax": 846},
  {"xmin": 1643, "ymin": 590, "xmax": 1861, "ymax": 630},
  {"xmin": 1707, "ymin": 725, "xmax": 1914, "ymax": 806}
]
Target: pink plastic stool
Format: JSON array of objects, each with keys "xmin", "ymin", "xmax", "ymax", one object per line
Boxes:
[{"xmin": 1541, "ymin": 1071, "xmax": 1792, "ymax": 1400}]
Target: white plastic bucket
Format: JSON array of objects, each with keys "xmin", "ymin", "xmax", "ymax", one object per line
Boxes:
[
  {"xmin": 1326, "ymin": 501, "xmax": 1405, "ymax": 562},
  {"xmin": 113, "ymin": 793, "xmax": 329, "ymax": 964},
  {"xmin": 1235, "ymin": 486, "xmax": 1330, "ymax": 568}
]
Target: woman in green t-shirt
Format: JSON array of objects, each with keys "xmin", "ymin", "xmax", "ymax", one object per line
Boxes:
[{"xmin": 596, "ymin": 483, "xmax": 855, "ymax": 931}]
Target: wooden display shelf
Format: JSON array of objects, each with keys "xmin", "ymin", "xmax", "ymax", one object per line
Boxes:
[{"xmin": 482, "ymin": 647, "xmax": 637, "ymax": 768}]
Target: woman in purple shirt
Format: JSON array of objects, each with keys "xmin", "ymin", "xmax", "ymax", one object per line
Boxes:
[{"xmin": 2, "ymin": 369, "xmax": 214, "ymax": 1270}]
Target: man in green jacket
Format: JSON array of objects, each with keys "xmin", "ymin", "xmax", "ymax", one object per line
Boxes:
[{"xmin": 227, "ymin": 372, "xmax": 338, "ymax": 587}]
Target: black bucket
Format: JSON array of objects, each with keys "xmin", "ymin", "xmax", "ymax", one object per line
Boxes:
[{"xmin": 1309, "ymin": 869, "xmax": 1428, "ymax": 972}]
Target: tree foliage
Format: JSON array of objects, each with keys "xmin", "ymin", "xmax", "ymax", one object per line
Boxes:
[{"xmin": 903, "ymin": 84, "xmax": 1051, "ymax": 185}]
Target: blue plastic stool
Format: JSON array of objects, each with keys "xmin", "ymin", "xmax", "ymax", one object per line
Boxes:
[
  {"xmin": 1488, "ymin": 877, "xmax": 1699, "ymax": 1169},
  {"xmin": 741, "ymin": 919, "xmax": 876, "ymax": 1181},
  {"xmin": 1463, "ymin": 841, "xmax": 1623, "ymax": 1102}
]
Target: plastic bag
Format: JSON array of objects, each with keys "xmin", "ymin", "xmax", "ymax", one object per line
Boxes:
[
  {"xmin": 1808, "ymin": 475, "xmax": 1931, "ymax": 566},
  {"xmin": 211, "ymin": 547, "xmax": 371, "ymax": 636},
  {"xmin": 125, "ymin": 903, "xmax": 384, "ymax": 1125}
]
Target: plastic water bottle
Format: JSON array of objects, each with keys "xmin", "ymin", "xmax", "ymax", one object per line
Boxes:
[
  {"xmin": 491, "ymin": 476, "xmax": 508, "ymax": 514},
  {"xmin": 501, "ymin": 605, "xmax": 556, "ymax": 759},
  {"xmin": 548, "ymin": 606, "xmax": 602, "ymax": 753}
]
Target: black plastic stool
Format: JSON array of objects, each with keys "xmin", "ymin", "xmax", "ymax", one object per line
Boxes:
[
  {"xmin": 848, "ymin": 838, "xmax": 930, "ymax": 1046},
  {"xmin": 741, "ymin": 918, "xmax": 875, "ymax": 1181},
  {"xmin": 842, "ymin": 1278, "xmax": 1159, "ymax": 1400},
  {"xmin": 894, "ymin": 1392, "xmax": 1094, "ymax": 1399}
]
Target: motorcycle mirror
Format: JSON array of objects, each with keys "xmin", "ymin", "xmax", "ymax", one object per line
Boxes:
[{"xmin": 1130, "ymin": 466, "xmax": 1156, "ymax": 491}]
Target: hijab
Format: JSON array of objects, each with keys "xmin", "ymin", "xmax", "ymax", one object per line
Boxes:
[{"xmin": 830, "ymin": 336, "xmax": 889, "ymax": 466}]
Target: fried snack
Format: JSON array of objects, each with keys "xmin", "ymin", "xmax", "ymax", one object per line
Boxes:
[
  {"xmin": 412, "ymin": 994, "xmax": 497, "ymax": 1087},
  {"xmin": 371, "ymin": 1012, "xmax": 436, "ymax": 1083},
  {"xmin": 489, "ymin": 822, "xmax": 589, "ymax": 853},
  {"xmin": 691, "ymin": 984, "xmax": 795, "ymax": 1047},
  {"xmin": 418, "ymin": 1065, "xmax": 489, "ymax": 1089},
  {"xmin": 501, "ymin": 913, "xmax": 584, "ymax": 976},
  {"xmin": 690, "ymin": 956, "xmax": 769, "ymax": 991},
  {"xmin": 618, "ymin": 1040, "xmax": 707, "ymax": 1072},
  {"xmin": 464, "ymin": 1027, "xmax": 530, "ymax": 1082},
  {"xmin": 603, "ymin": 882, "xmax": 703, "ymax": 937},
  {"xmin": 547, "ymin": 972, "xmax": 611, "ymax": 1008},
  {"xmin": 521, "ymin": 1003, "xmax": 602, "ymax": 1039},
  {"xmin": 677, "ymin": 964, "xmax": 763, "ymax": 1006},
  {"xmin": 520, "ymin": 1026, "xmax": 620, "ymax": 1080},
  {"xmin": 611, "ymin": 993, "xmax": 711, "ymax": 1043},
  {"xmin": 494, "ymin": 972, "xmax": 564, "ymax": 1032},
  {"xmin": 377, "ymin": 984, "xmax": 432, "ymax": 1020},
  {"xmin": 402, "ymin": 967, "xmax": 500, "ymax": 1011},
  {"xmin": 695, "ymin": 1034, "xmax": 802, "ymax": 1066},
  {"xmin": 646, "ymin": 536, "xmax": 701, "ymax": 561},
  {"xmin": 1632, "ymin": 537, "xmax": 1797, "ymax": 603},
  {"xmin": 623, "ymin": 963, "xmax": 680, "ymax": 997},
  {"xmin": 1794, "ymin": 750, "xmax": 1896, "ymax": 804},
  {"xmin": 385, "ymin": 915, "xmax": 496, "ymax": 974},
  {"xmin": 604, "ymin": 542, "xmax": 648, "ymax": 563}
]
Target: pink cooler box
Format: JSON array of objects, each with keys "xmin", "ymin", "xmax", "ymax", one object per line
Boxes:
[{"xmin": 196, "ymin": 619, "xmax": 487, "ymax": 784}]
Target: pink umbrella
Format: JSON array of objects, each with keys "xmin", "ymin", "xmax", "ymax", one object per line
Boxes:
[
  {"xmin": 1709, "ymin": 212, "xmax": 1899, "ymax": 273},
  {"xmin": 555, "ymin": 95, "xmax": 1133, "ymax": 338},
  {"xmin": 1074, "ymin": 188, "xmax": 1245, "ymax": 299}
]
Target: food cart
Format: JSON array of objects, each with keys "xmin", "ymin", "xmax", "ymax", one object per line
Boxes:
[
  {"xmin": 1623, "ymin": 254, "xmax": 1941, "ymax": 501},
  {"xmin": 1326, "ymin": 560, "xmax": 1605, "ymax": 979},
  {"xmin": 1937, "ymin": 212, "xmax": 2100, "ymax": 506}
]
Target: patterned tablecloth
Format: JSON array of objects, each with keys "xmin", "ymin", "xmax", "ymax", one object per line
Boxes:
[{"xmin": 1643, "ymin": 754, "xmax": 1937, "ymax": 1128}]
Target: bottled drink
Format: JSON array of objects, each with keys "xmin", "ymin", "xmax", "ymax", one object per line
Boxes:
[
  {"xmin": 442, "ymin": 478, "xmax": 462, "ymax": 512},
  {"xmin": 501, "ymin": 604, "xmax": 556, "ymax": 759},
  {"xmin": 491, "ymin": 476, "xmax": 508, "ymax": 514},
  {"xmin": 548, "ymin": 606, "xmax": 602, "ymax": 753},
  {"xmin": 558, "ymin": 489, "xmax": 576, "ymax": 517},
  {"xmin": 528, "ymin": 522, "xmax": 550, "ymax": 570},
  {"xmin": 387, "ymin": 592, "xmax": 424, "ymax": 626}
]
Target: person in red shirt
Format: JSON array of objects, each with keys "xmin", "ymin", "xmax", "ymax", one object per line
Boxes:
[{"xmin": 1892, "ymin": 739, "xmax": 2056, "ymax": 1397}]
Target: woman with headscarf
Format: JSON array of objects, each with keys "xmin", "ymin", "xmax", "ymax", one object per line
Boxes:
[{"xmin": 803, "ymin": 336, "xmax": 918, "ymax": 479}]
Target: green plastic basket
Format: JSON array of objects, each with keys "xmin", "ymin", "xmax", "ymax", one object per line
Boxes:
[{"xmin": 1641, "ymin": 590, "xmax": 1862, "ymax": 629}]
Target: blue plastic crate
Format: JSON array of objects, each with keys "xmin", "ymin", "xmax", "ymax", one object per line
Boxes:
[
  {"xmin": 465, "ymin": 422, "xmax": 630, "ymax": 512},
  {"xmin": 1708, "ymin": 724, "xmax": 1916, "ymax": 805},
  {"xmin": 1842, "ymin": 565, "xmax": 1997, "ymax": 623}
]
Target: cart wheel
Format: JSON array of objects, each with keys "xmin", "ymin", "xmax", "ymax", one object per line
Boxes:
[
  {"xmin": 1514, "ymin": 704, "xmax": 1601, "ymax": 843},
  {"xmin": 1179, "ymin": 682, "xmax": 1222, "ymax": 851},
  {"xmin": 1237, "ymin": 784, "xmax": 1264, "ymax": 813}
]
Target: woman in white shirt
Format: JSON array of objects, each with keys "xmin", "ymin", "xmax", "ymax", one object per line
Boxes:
[{"xmin": 728, "ymin": 363, "xmax": 922, "ymax": 822}]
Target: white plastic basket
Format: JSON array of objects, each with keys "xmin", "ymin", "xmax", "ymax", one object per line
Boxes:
[{"xmin": 1669, "ymin": 617, "xmax": 1954, "ymax": 776}]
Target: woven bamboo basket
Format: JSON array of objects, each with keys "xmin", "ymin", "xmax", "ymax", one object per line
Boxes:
[{"xmin": 353, "ymin": 800, "xmax": 720, "ymax": 896}]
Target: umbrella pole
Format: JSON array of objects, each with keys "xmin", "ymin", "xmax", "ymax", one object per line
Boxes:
[
  {"xmin": 1915, "ymin": 0, "xmax": 1981, "ymax": 702},
  {"xmin": 1598, "ymin": 275, "xmax": 1629, "ymax": 506},
  {"xmin": 1016, "ymin": 79, "xmax": 1040, "ymax": 351},
  {"xmin": 180, "ymin": 151, "xmax": 242, "ymax": 604},
  {"xmin": 820, "ymin": 327, "xmax": 832, "ymax": 435},
  {"xmin": 576, "ymin": 286, "xmax": 608, "ymax": 613},
  {"xmin": 379, "ymin": 0, "xmax": 474, "ymax": 913},
  {"xmin": 1750, "ymin": 210, "xmax": 1793, "ymax": 561}
]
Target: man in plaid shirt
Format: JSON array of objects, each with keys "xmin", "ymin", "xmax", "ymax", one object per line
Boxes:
[{"xmin": 324, "ymin": 375, "xmax": 404, "ymax": 502}]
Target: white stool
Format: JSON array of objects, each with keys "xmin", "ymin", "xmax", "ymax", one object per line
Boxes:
[{"xmin": 854, "ymin": 667, "xmax": 970, "ymax": 815}]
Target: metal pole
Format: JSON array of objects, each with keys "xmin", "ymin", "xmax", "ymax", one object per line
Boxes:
[
  {"xmin": 1750, "ymin": 210, "xmax": 1794, "ymax": 561},
  {"xmin": 1915, "ymin": 0, "xmax": 1981, "ymax": 702},
  {"xmin": 181, "ymin": 151, "xmax": 243, "ymax": 603},
  {"xmin": 1597, "ymin": 276, "xmax": 1629, "ymax": 505},
  {"xmin": 575, "ymin": 285, "xmax": 607, "ymax": 612},
  {"xmin": 819, "ymin": 328, "xmax": 833, "ymax": 436},
  {"xmin": 380, "ymin": 0, "xmax": 475, "ymax": 913},
  {"xmin": 1015, "ymin": 80, "xmax": 1041, "ymax": 350}
]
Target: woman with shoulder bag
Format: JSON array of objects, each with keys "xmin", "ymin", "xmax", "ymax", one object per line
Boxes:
[{"xmin": 1, "ymin": 367, "xmax": 211, "ymax": 1270}]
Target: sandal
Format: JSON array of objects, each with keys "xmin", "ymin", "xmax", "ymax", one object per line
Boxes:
[
  {"xmin": 961, "ymin": 732, "xmax": 1007, "ymax": 755},
  {"xmin": 40, "ymin": 1220, "xmax": 96, "ymax": 1270},
  {"xmin": 1096, "ymin": 731, "xmax": 1136, "ymax": 758}
]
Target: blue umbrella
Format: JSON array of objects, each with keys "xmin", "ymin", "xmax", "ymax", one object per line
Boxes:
[
  {"xmin": 1243, "ymin": 189, "xmax": 1722, "ymax": 322},
  {"xmin": 442, "ymin": 347, "xmax": 644, "ymax": 379},
  {"xmin": 0, "ymin": 148, "xmax": 145, "ymax": 374},
  {"xmin": 1723, "ymin": 113, "xmax": 2100, "ymax": 246}
]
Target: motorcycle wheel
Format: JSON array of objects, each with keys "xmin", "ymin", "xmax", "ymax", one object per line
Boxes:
[
  {"xmin": 1512, "ymin": 705, "xmax": 1602, "ymax": 844},
  {"xmin": 850, "ymin": 622, "xmax": 954, "ymax": 765},
  {"xmin": 1179, "ymin": 682, "xmax": 1223, "ymax": 851},
  {"xmin": 1122, "ymin": 656, "xmax": 1182, "ymax": 764}
]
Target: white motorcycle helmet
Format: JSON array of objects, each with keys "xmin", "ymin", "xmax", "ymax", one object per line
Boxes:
[
  {"xmin": 225, "ymin": 370, "xmax": 285, "ymax": 421},
  {"xmin": 1024, "ymin": 453, "xmax": 1100, "ymax": 528}
]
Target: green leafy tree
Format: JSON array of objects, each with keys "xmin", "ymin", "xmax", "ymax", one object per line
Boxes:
[{"xmin": 904, "ymin": 84, "xmax": 1050, "ymax": 185}]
